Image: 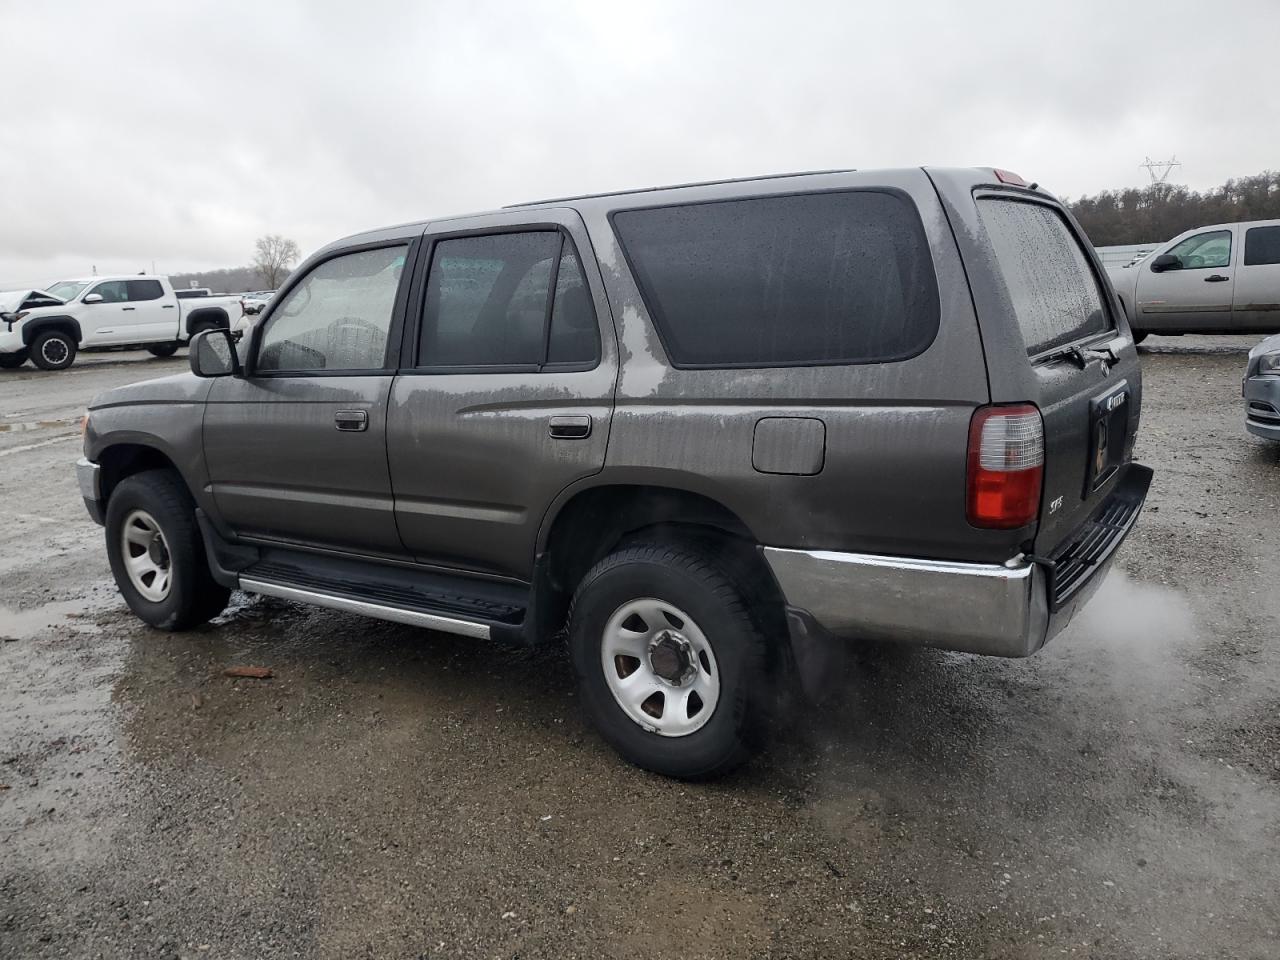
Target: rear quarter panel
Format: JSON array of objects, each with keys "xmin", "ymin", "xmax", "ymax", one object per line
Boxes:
[
  {"xmin": 925, "ymin": 169, "xmax": 1143, "ymax": 557},
  {"xmin": 574, "ymin": 169, "xmax": 1017, "ymax": 563}
]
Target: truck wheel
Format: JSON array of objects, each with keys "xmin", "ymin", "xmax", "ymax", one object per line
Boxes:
[
  {"xmin": 568, "ymin": 542, "xmax": 771, "ymax": 779},
  {"xmin": 30, "ymin": 330, "xmax": 77, "ymax": 370},
  {"xmin": 0, "ymin": 350, "xmax": 28, "ymax": 369},
  {"xmin": 105, "ymin": 469, "xmax": 230, "ymax": 630},
  {"xmin": 147, "ymin": 342, "xmax": 180, "ymax": 358}
]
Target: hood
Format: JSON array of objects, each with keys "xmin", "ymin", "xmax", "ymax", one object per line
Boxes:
[
  {"xmin": 0, "ymin": 288, "xmax": 64, "ymax": 314},
  {"xmin": 89, "ymin": 371, "xmax": 215, "ymax": 410},
  {"xmin": 1249, "ymin": 333, "xmax": 1280, "ymax": 362}
]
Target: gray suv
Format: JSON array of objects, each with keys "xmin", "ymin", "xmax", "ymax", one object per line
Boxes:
[{"xmin": 76, "ymin": 168, "xmax": 1152, "ymax": 778}]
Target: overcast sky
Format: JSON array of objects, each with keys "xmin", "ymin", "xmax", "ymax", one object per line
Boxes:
[{"xmin": 2, "ymin": 0, "xmax": 1276, "ymax": 288}]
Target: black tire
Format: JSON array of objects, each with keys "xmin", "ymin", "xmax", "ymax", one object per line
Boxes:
[
  {"xmin": 147, "ymin": 341, "xmax": 180, "ymax": 358},
  {"xmin": 0, "ymin": 350, "xmax": 28, "ymax": 369},
  {"xmin": 1133, "ymin": 331, "xmax": 1149, "ymax": 345},
  {"xmin": 568, "ymin": 542, "xmax": 772, "ymax": 779},
  {"xmin": 29, "ymin": 330, "xmax": 77, "ymax": 370},
  {"xmin": 105, "ymin": 469, "xmax": 230, "ymax": 630},
  {"xmin": 188, "ymin": 320, "xmax": 222, "ymax": 338}
]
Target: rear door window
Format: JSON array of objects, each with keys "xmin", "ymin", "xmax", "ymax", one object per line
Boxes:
[
  {"xmin": 977, "ymin": 198, "xmax": 1112, "ymax": 355},
  {"xmin": 126, "ymin": 279, "xmax": 165, "ymax": 302},
  {"xmin": 611, "ymin": 190, "xmax": 939, "ymax": 367},
  {"xmin": 417, "ymin": 232, "xmax": 599, "ymax": 368},
  {"xmin": 1244, "ymin": 226, "xmax": 1280, "ymax": 266}
]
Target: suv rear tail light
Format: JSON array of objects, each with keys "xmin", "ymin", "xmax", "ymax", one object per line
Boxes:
[{"xmin": 967, "ymin": 404, "xmax": 1044, "ymax": 529}]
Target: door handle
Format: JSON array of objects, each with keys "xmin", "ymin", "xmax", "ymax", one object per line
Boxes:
[
  {"xmin": 162, "ymin": 304, "xmax": 175, "ymax": 309},
  {"xmin": 334, "ymin": 410, "xmax": 369, "ymax": 432},
  {"xmin": 548, "ymin": 415, "xmax": 592, "ymax": 439},
  {"xmin": 1205, "ymin": 274, "xmax": 1230, "ymax": 283},
  {"xmin": 122, "ymin": 306, "xmax": 136, "ymax": 311}
]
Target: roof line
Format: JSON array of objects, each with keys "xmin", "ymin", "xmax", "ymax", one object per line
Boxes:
[{"xmin": 503, "ymin": 169, "xmax": 859, "ymax": 208}]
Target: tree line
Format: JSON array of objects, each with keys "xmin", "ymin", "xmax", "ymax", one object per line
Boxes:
[
  {"xmin": 170, "ymin": 234, "xmax": 300, "ymax": 293},
  {"xmin": 1067, "ymin": 171, "xmax": 1280, "ymax": 246}
]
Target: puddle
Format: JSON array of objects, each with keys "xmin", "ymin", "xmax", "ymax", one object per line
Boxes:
[{"xmin": 0, "ymin": 597, "xmax": 103, "ymax": 642}]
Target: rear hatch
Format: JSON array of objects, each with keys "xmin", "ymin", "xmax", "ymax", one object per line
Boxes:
[{"xmin": 927, "ymin": 169, "xmax": 1144, "ymax": 560}]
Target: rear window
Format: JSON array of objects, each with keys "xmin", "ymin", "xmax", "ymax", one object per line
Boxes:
[
  {"xmin": 612, "ymin": 190, "xmax": 939, "ymax": 367},
  {"xmin": 978, "ymin": 198, "xmax": 1111, "ymax": 355}
]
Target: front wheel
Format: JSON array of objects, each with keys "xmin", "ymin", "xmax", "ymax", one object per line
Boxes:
[
  {"xmin": 568, "ymin": 543, "xmax": 772, "ymax": 779},
  {"xmin": 147, "ymin": 341, "xmax": 180, "ymax": 358},
  {"xmin": 0, "ymin": 350, "xmax": 28, "ymax": 369},
  {"xmin": 30, "ymin": 330, "xmax": 77, "ymax": 370},
  {"xmin": 105, "ymin": 469, "xmax": 230, "ymax": 630}
]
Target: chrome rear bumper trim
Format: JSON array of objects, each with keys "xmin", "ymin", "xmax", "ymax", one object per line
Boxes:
[{"xmin": 762, "ymin": 547, "xmax": 1048, "ymax": 658}]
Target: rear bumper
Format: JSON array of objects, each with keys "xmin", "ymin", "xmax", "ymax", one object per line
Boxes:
[
  {"xmin": 763, "ymin": 463, "xmax": 1152, "ymax": 658},
  {"xmin": 1244, "ymin": 375, "xmax": 1280, "ymax": 440},
  {"xmin": 76, "ymin": 457, "xmax": 104, "ymax": 525}
]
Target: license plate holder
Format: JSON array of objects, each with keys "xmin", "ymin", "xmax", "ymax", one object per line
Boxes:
[{"xmin": 1086, "ymin": 379, "xmax": 1130, "ymax": 494}]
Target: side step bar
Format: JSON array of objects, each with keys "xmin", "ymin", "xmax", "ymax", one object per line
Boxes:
[{"xmin": 239, "ymin": 578, "xmax": 492, "ymax": 639}]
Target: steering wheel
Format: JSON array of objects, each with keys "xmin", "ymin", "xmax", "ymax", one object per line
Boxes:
[{"xmin": 1184, "ymin": 255, "xmax": 1205, "ymax": 268}]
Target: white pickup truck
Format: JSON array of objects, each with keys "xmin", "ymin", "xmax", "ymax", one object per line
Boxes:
[{"xmin": 0, "ymin": 275, "xmax": 243, "ymax": 370}]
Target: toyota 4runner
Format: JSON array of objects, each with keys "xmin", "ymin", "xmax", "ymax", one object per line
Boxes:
[{"xmin": 77, "ymin": 168, "xmax": 1152, "ymax": 778}]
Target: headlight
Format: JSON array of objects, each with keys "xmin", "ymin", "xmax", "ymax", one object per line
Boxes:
[{"xmin": 1260, "ymin": 354, "xmax": 1280, "ymax": 376}]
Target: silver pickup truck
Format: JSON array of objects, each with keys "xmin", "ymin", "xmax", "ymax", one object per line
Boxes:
[{"xmin": 1108, "ymin": 219, "xmax": 1280, "ymax": 341}]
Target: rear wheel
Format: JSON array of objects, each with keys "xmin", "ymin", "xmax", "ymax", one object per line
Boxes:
[
  {"xmin": 568, "ymin": 542, "xmax": 772, "ymax": 779},
  {"xmin": 0, "ymin": 350, "xmax": 28, "ymax": 369},
  {"xmin": 105, "ymin": 469, "xmax": 230, "ymax": 630},
  {"xmin": 30, "ymin": 330, "xmax": 77, "ymax": 370},
  {"xmin": 147, "ymin": 341, "xmax": 180, "ymax": 358}
]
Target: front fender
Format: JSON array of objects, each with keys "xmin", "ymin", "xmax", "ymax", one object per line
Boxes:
[{"xmin": 86, "ymin": 391, "xmax": 217, "ymax": 523}]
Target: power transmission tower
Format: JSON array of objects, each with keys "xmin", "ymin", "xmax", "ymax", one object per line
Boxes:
[{"xmin": 1140, "ymin": 156, "xmax": 1181, "ymax": 184}]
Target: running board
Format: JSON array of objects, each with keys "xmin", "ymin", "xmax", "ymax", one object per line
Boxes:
[{"xmin": 239, "ymin": 578, "xmax": 492, "ymax": 639}]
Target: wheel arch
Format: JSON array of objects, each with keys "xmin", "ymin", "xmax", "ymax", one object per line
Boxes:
[
  {"xmin": 529, "ymin": 482, "xmax": 787, "ymax": 652},
  {"xmin": 21, "ymin": 315, "xmax": 82, "ymax": 347},
  {"xmin": 184, "ymin": 307, "xmax": 230, "ymax": 336},
  {"xmin": 96, "ymin": 442, "xmax": 187, "ymax": 507}
]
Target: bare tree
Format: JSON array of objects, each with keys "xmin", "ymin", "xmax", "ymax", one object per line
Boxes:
[{"xmin": 252, "ymin": 234, "xmax": 301, "ymax": 289}]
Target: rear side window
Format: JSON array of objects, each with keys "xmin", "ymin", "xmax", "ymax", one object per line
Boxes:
[
  {"xmin": 418, "ymin": 232, "xmax": 599, "ymax": 368},
  {"xmin": 126, "ymin": 279, "xmax": 164, "ymax": 302},
  {"xmin": 977, "ymin": 198, "xmax": 1111, "ymax": 355},
  {"xmin": 1244, "ymin": 226, "xmax": 1280, "ymax": 266},
  {"xmin": 612, "ymin": 191, "xmax": 939, "ymax": 367}
]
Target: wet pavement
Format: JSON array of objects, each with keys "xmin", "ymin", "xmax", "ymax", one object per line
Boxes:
[{"xmin": 2, "ymin": 338, "xmax": 1279, "ymax": 959}]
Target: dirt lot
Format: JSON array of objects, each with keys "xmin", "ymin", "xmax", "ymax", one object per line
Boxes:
[{"xmin": 2, "ymin": 340, "xmax": 1278, "ymax": 960}]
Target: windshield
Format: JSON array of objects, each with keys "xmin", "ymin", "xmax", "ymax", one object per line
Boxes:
[{"xmin": 46, "ymin": 280, "xmax": 89, "ymax": 301}]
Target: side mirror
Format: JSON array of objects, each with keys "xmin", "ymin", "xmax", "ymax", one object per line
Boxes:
[
  {"xmin": 1151, "ymin": 254, "xmax": 1181, "ymax": 273},
  {"xmin": 82, "ymin": 293, "xmax": 104, "ymax": 304},
  {"xmin": 189, "ymin": 329, "xmax": 242, "ymax": 378}
]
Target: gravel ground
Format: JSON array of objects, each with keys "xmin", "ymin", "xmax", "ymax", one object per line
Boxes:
[{"xmin": 1, "ymin": 338, "xmax": 1278, "ymax": 959}]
